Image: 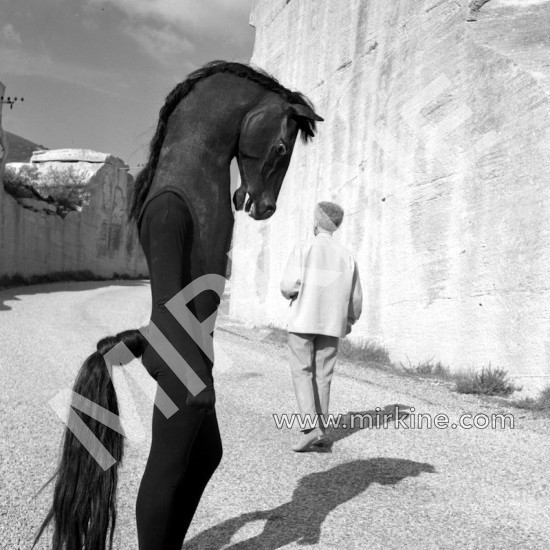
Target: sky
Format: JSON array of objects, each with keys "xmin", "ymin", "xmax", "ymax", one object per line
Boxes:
[{"xmin": 0, "ymin": 0, "xmax": 256, "ymax": 173}]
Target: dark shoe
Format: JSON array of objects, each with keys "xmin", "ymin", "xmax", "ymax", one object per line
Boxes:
[
  {"xmin": 312, "ymin": 437, "xmax": 332, "ymax": 449},
  {"xmin": 292, "ymin": 428, "xmax": 327, "ymax": 452}
]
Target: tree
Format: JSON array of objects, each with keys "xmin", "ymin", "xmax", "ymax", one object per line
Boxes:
[
  {"xmin": 39, "ymin": 165, "xmax": 91, "ymax": 209},
  {"xmin": 3, "ymin": 164, "xmax": 92, "ymax": 216}
]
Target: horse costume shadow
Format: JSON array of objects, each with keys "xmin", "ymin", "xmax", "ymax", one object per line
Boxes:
[{"xmin": 184, "ymin": 458, "xmax": 435, "ymax": 549}]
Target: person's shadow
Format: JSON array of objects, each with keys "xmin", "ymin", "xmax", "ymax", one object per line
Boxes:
[
  {"xmin": 327, "ymin": 404, "xmax": 413, "ymax": 446},
  {"xmin": 183, "ymin": 458, "xmax": 435, "ymax": 549},
  {"xmin": 298, "ymin": 404, "xmax": 413, "ymax": 454}
]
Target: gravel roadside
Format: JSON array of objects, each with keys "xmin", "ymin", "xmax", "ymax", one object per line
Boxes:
[{"xmin": 1, "ymin": 280, "xmax": 549, "ymax": 549}]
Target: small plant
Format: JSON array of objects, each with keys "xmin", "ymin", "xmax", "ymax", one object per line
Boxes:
[
  {"xmin": 454, "ymin": 364, "xmax": 518, "ymax": 396},
  {"xmin": 511, "ymin": 386, "xmax": 550, "ymax": 412},
  {"xmin": 339, "ymin": 338, "xmax": 391, "ymax": 365},
  {"xmin": 400, "ymin": 358, "xmax": 452, "ymax": 379}
]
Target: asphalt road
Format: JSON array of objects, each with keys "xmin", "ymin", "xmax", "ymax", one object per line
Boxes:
[{"xmin": 1, "ymin": 280, "xmax": 549, "ymax": 549}]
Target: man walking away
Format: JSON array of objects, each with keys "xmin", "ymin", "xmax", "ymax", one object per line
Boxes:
[{"xmin": 280, "ymin": 201, "xmax": 363, "ymax": 452}]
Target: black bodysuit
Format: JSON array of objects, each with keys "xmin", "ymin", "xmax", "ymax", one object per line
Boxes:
[{"xmin": 135, "ymin": 186, "xmax": 223, "ymax": 549}]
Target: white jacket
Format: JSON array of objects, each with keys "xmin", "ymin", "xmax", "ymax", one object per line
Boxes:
[{"xmin": 280, "ymin": 233, "xmax": 363, "ymax": 338}]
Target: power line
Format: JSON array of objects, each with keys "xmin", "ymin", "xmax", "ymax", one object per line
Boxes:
[{"xmin": 0, "ymin": 96, "xmax": 24, "ymax": 109}]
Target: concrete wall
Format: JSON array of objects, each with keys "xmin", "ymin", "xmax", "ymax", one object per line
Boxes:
[
  {"xmin": 0, "ymin": 82, "xmax": 7, "ymax": 199},
  {"xmin": 229, "ymin": 0, "xmax": 550, "ymax": 393},
  {"xmin": 0, "ymin": 93, "xmax": 147, "ymax": 279}
]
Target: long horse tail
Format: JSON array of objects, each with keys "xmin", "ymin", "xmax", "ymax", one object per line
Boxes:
[{"xmin": 32, "ymin": 329, "xmax": 148, "ymax": 550}]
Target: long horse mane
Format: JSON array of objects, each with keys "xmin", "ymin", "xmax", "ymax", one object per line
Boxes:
[{"xmin": 129, "ymin": 60, "xmax": 319, "ymax": 223}]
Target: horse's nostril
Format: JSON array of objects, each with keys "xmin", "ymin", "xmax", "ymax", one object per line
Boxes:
[{"xmin": 265, "ymin": 205, "xmax": 275, "ymax": 217}]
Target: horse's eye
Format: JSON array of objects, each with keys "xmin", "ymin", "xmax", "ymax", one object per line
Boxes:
[{"xmin": 276, "ymin": 144, "xmax": 287, "ymax": 156}]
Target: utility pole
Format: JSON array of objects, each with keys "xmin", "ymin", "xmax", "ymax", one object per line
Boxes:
[
  {"xmin": 1, "ymin": 81, "xmax": 8, "ymax": 200},
  {"xmin": 0, "ymin": 95, "xmax": 24, "ymax": 109}
]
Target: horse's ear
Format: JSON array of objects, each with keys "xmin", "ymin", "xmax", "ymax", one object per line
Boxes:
[{"xmin": 289, "ymin": 104, "xmax": 324, "ymax": 122}]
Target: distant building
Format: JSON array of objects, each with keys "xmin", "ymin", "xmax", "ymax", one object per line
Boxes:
[{"xmin": 8, "ymin": 148, "xmax": 118, "ymax": 184}]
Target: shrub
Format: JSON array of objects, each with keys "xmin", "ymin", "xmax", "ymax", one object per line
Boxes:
[
  {"xmin": 17, "ymin": 164, "xmax": 41, "ymax": 185},
  {"xmin": 400, "ymin": 358, "xmax": 451, "ymax": 379},
  {"xmin": 3, "ymin": 165, "xmax": 46, "ymax": 199},
  {"xmin": 339, "ymin": 338, "xmax": 391, "ymax": 364},
  {"xmin": 3, "ymin": 164, "xmax": 92, "ymax": 214},
  {"xmin": 454, "ymin": 365, "xmax": 518, "ymax": 396},
  {"xmin": 39, "ymin": 165, "xmax": 91, "ymax": 208},
  {"xmin": 511, "ymin": 386, "xmax": 550, "ymax": 412}
]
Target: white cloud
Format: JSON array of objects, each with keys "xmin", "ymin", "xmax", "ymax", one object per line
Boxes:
[
  {"xmin": 83, "ymin": 0, "xmax": 254, "ymax": 72},
  {"xmin": 86, "ymin": 0, "xmax": 254, "ymax": 37},
  {"xmin": 123, "ymin": 23, "xmax": 196, "ymax": 66},
  {"xmin": 1, "ymin": 23, "xmax": 22, "ymax": 46}
]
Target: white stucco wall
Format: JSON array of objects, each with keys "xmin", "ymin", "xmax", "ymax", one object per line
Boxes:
[
  {"xmin": 229, "ymin": 0, "xmax": 550, "ymax": 394},
  {"xmin": 0, "ymin": 141, "xmax": 147, "ymax": 279}
]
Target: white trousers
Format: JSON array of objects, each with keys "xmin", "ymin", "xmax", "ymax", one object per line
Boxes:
[{"xmin": 288, "ymin": 332, "xmax": 339, "ymax": 431}]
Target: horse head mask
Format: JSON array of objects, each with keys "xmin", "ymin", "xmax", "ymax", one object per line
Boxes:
[{"xmin": 234, "ymin": 95, "xmax": 324, "ymax": 220}]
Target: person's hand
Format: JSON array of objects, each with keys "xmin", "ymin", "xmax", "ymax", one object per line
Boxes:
[
  {"xmin": 346, "ymin": 322, "xmax": 352, "ymax": 335},
  {"xmin": 186, "ymin": 384, "xmax": 215, "ymax": 414}
]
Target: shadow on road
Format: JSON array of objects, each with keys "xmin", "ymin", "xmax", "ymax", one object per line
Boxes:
[
  {"xmin": 327, "ymin": 404, "xmax": 413, "ymax": 446},
  {"xmin": 183, "ymin": 458, "xmax": 435, "ymax": 550},
  {"xmin": 270, "ymin": 404, "xmax": 413, "ymax": 456},
  {"xmin": 0, "ymin": 279, "xmax": 149, "ymax": 311}
]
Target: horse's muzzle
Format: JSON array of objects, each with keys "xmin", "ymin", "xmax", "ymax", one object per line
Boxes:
[{"xmin": 249, "ymin": 201, "xmax": 276, "ymax": 220}]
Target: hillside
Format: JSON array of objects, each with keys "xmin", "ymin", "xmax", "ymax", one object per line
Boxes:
[{"xmin": 4, "ymin": 131, "xmax": 48, "ymax": 163}]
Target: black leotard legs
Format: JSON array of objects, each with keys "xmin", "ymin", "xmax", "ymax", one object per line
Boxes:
[{"xmin": 136, "ymin": 191, "xmax": 223, "ymax": 550}]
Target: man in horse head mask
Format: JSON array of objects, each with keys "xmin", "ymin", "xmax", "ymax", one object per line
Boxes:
[{"xmin": 280, "ymin": 201, "xmax": 363, "ymax": 452}]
